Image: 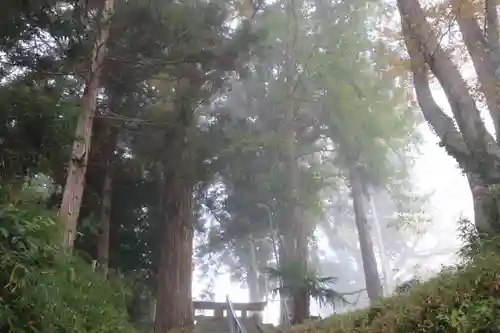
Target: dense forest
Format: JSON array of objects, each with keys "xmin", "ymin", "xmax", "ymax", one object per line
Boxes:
[{"xmin": 2, "ymin": 0, "xmax": 500, "ymax": 332}]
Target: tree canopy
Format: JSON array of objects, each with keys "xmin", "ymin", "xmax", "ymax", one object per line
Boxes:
[{"xmin": 1, "ymin": 0, "xmax": 490, "ymax": 332}]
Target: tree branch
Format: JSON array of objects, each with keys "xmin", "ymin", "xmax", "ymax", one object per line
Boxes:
[
  {"xmin": 453, "ymin": 0, "xmax": 500, "ymax": 139},
  {"xmin": 398, "ymin": 0, "xmax": 495, "ymax": 155},
  {"xmin": 400, "ymin": 15, "xmax": 471, "ymax": 164},
  {"xmin": 486, "ymin": 0, "xmax": 500, "ymax": 62}
]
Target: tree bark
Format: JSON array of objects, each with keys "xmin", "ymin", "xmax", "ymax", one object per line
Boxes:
[
  {"xmin": 280, "ymin": 0, "xmax": 309, "ymax": 323},
  {"xmin": 58, "ymin": 0, "xmax": 115, "ymax": 249},
  {"xmin": 282, "ymin": 124, "xmax": 309, "ymax": 325},
  {"xmin": 398, "ymin": 0, "xmax": 492, "ymax": 150},
  {"xmin": 398, "ymin": 0, "xmax": 500, "ymax": 234},
  {"xmin": 366, "ymin": 190, "xmax": 392, "ymax": 295},
  {"xmin": 154, "ymin": 172, "xmax": 194, "ymax": 333},
  {"xmin": 467, "ymin": 171, "xmax": 500, "ymax": 233},
  {"xmin": 247, "ymin": 271, "xmax": 260, "ymax": 303},
  {"xmin": 154, "ymin": 78, "xmax": 195, "ymax": 333},
  {"xmin": 450, "ymin": 0, "xmax": 500, "ymax": 139},
  {"xmin": 246, "ymin": 238, "xmax": 263, "ymax": 303},
  {"xmin": 348, "ymin": 163, "xmax": 382, "ymax": 303},
  {"xmin": 291, "ymin": 227, "xmax": 309, "ymax": 325},
  {"xmin": 97, "ymin": 159, "xmax": 113, "ymax": 275},
  {"xmin": 485, "ymin": 0, "xmax": 500, "ymax": 132},
  {"xmin": 278, "ymin": 243, "xmax": 291, "ymax": 326},
  {"xmin": 97, "ymin": 125, "xmax": 119, "ymax": 277}
]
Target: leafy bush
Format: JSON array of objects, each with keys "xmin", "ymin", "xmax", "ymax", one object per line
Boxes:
[
  {"xmin": 291, "ymin": 221, "xmax": 500, "ymax": 333},
  {"xmin": 0, "ymin": 204, "xmax": 136, "ymax": 333}
]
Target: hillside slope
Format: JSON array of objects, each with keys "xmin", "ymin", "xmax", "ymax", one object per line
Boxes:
[{"xmin": 290, "ymin": 252, "xmax": 500, "ymax": 333}]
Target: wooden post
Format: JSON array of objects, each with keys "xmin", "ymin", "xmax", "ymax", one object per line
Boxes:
[{"xmin": 215, "ymin": 308, "xmax": 224, "ymax": 318}]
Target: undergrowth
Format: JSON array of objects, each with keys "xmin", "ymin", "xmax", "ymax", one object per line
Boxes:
[
  {"xmin": 0, "ymin": 203, "xmax": 136, "ymax": 333},
  {"xmin": 292, "ymin": 218, "xmax": 500, "ymax": 333}
]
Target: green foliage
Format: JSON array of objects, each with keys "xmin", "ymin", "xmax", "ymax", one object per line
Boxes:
[
  {"xmin": 291, "ymin": 221, "xmax": 500, "ymax": 333},
  {"xmin": 265, "ymin": 262, "xmax": 347, "ymax": 308},
  {"xmin": 308, "ymin": 0, "xmax": 419, "ymax": 186},
  {"xmin": 293, "ymin": 251, "xmax": 500, "ymax": 333},
  {"xmin": 0, "ymin": 75, "xmax": 78, "ymax": 182},
  {"xmin": 0, "ymin": 204, "xmax": 135, "ymax": 333},
  {"xmin": 457, "ymin": 216, "xmax": 500, "ymax": 263},
  {"xmin": 394, "ymin": 278, "xmax": 421, "ymax": 295},
  {"xmin": 0, "ymin": 0, "xmax": 429, "ymax": 328},
  {"xmin": 198, "ymin": 0, "xmax": 423, "ymax": 301}
]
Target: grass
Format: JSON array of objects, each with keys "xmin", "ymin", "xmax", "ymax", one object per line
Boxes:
[{"xmin": 290, "ymin": 252, "xmax": 500, "ymax": 333}]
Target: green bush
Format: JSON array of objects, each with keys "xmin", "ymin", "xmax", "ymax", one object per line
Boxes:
[
  {"xmin": 0, "ymin": 204, "xmax": 136, "ymax": 333},
  {"xmin": 294, "ymin": 251, "xmax": 500, "ymax": 333}
]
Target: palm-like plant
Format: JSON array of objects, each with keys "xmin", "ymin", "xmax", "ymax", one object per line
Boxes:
[{"xmin": 264, "ymin": 261, "xmax": 349, "ymax": 310}]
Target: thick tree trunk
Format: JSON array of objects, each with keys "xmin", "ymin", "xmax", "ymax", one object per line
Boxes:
[
  {"xmin": 280, "ymin": 231, "xmax": 309, "ymax": 325},
  {"xmin": 366, "ymin": 190, "xmax": 392, "ymax": 295},
  {"xmin": 58, "ymin": 0, "xmax": 114, "ymax": 249},
  {"xmin": 467, "ymin": 172, "xmax": 500, "ymax": 234},
  {"xmin": 282, "ymin": 136, "xmax": 309, "ymax": 325},
  {"xmin": 247, "ymin": 272, "xmax": 260, "ymax": 303},
  {"xmin": 278, "ymin": 243, "xmax": 290, "ymax": 326},
  {"xmin": 247, "ymin": 238, "xmax": 263, "ymax": 303},
  {"xmin": 281, "ymin": 201, "xmax": 309, "ymax": 324},
  {"xmin": 97, "ymin": 126, "xmax": 118, "ymax": 277},
  {"xmin": 246, "ymin": 240, "xmax": 266, "ymax": 321},
  {"xmin": 281, "ymin": 0, "xmax": 309, "ymax": 318},
  {"xmin": 154, "ymin": 79, "xmax": 195, "ymax": 332},
  {"xmin": 348, "ymin": 164, "xmax": 383, "ymax": 303},
  {"xmin": 154, "ymin": 175, "xmax": 194, "ymax": 333},
  {"xmin": 291, "ymin": 226, "xmax": 309, "ymax": 325},
  {"xmin": 97, "ymin": 165, "xmax": 113, "ymax": 275},
  {"xmin": 291, "ymin": 281, "xmax": 309, "ymax": 325}
]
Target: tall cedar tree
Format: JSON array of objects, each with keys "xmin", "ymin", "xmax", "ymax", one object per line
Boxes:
[{"xmin": 59, "ymin": 0, "xmax": 114, "ymax": 248}]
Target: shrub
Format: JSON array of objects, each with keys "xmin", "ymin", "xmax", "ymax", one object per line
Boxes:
[
  {"xmin": 0, "ymin": 204, "xmax": 136, "ymax": 333},
  {"xmin": 291, "ymin": 251, "xmax": 500, "ymax": 333}
]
